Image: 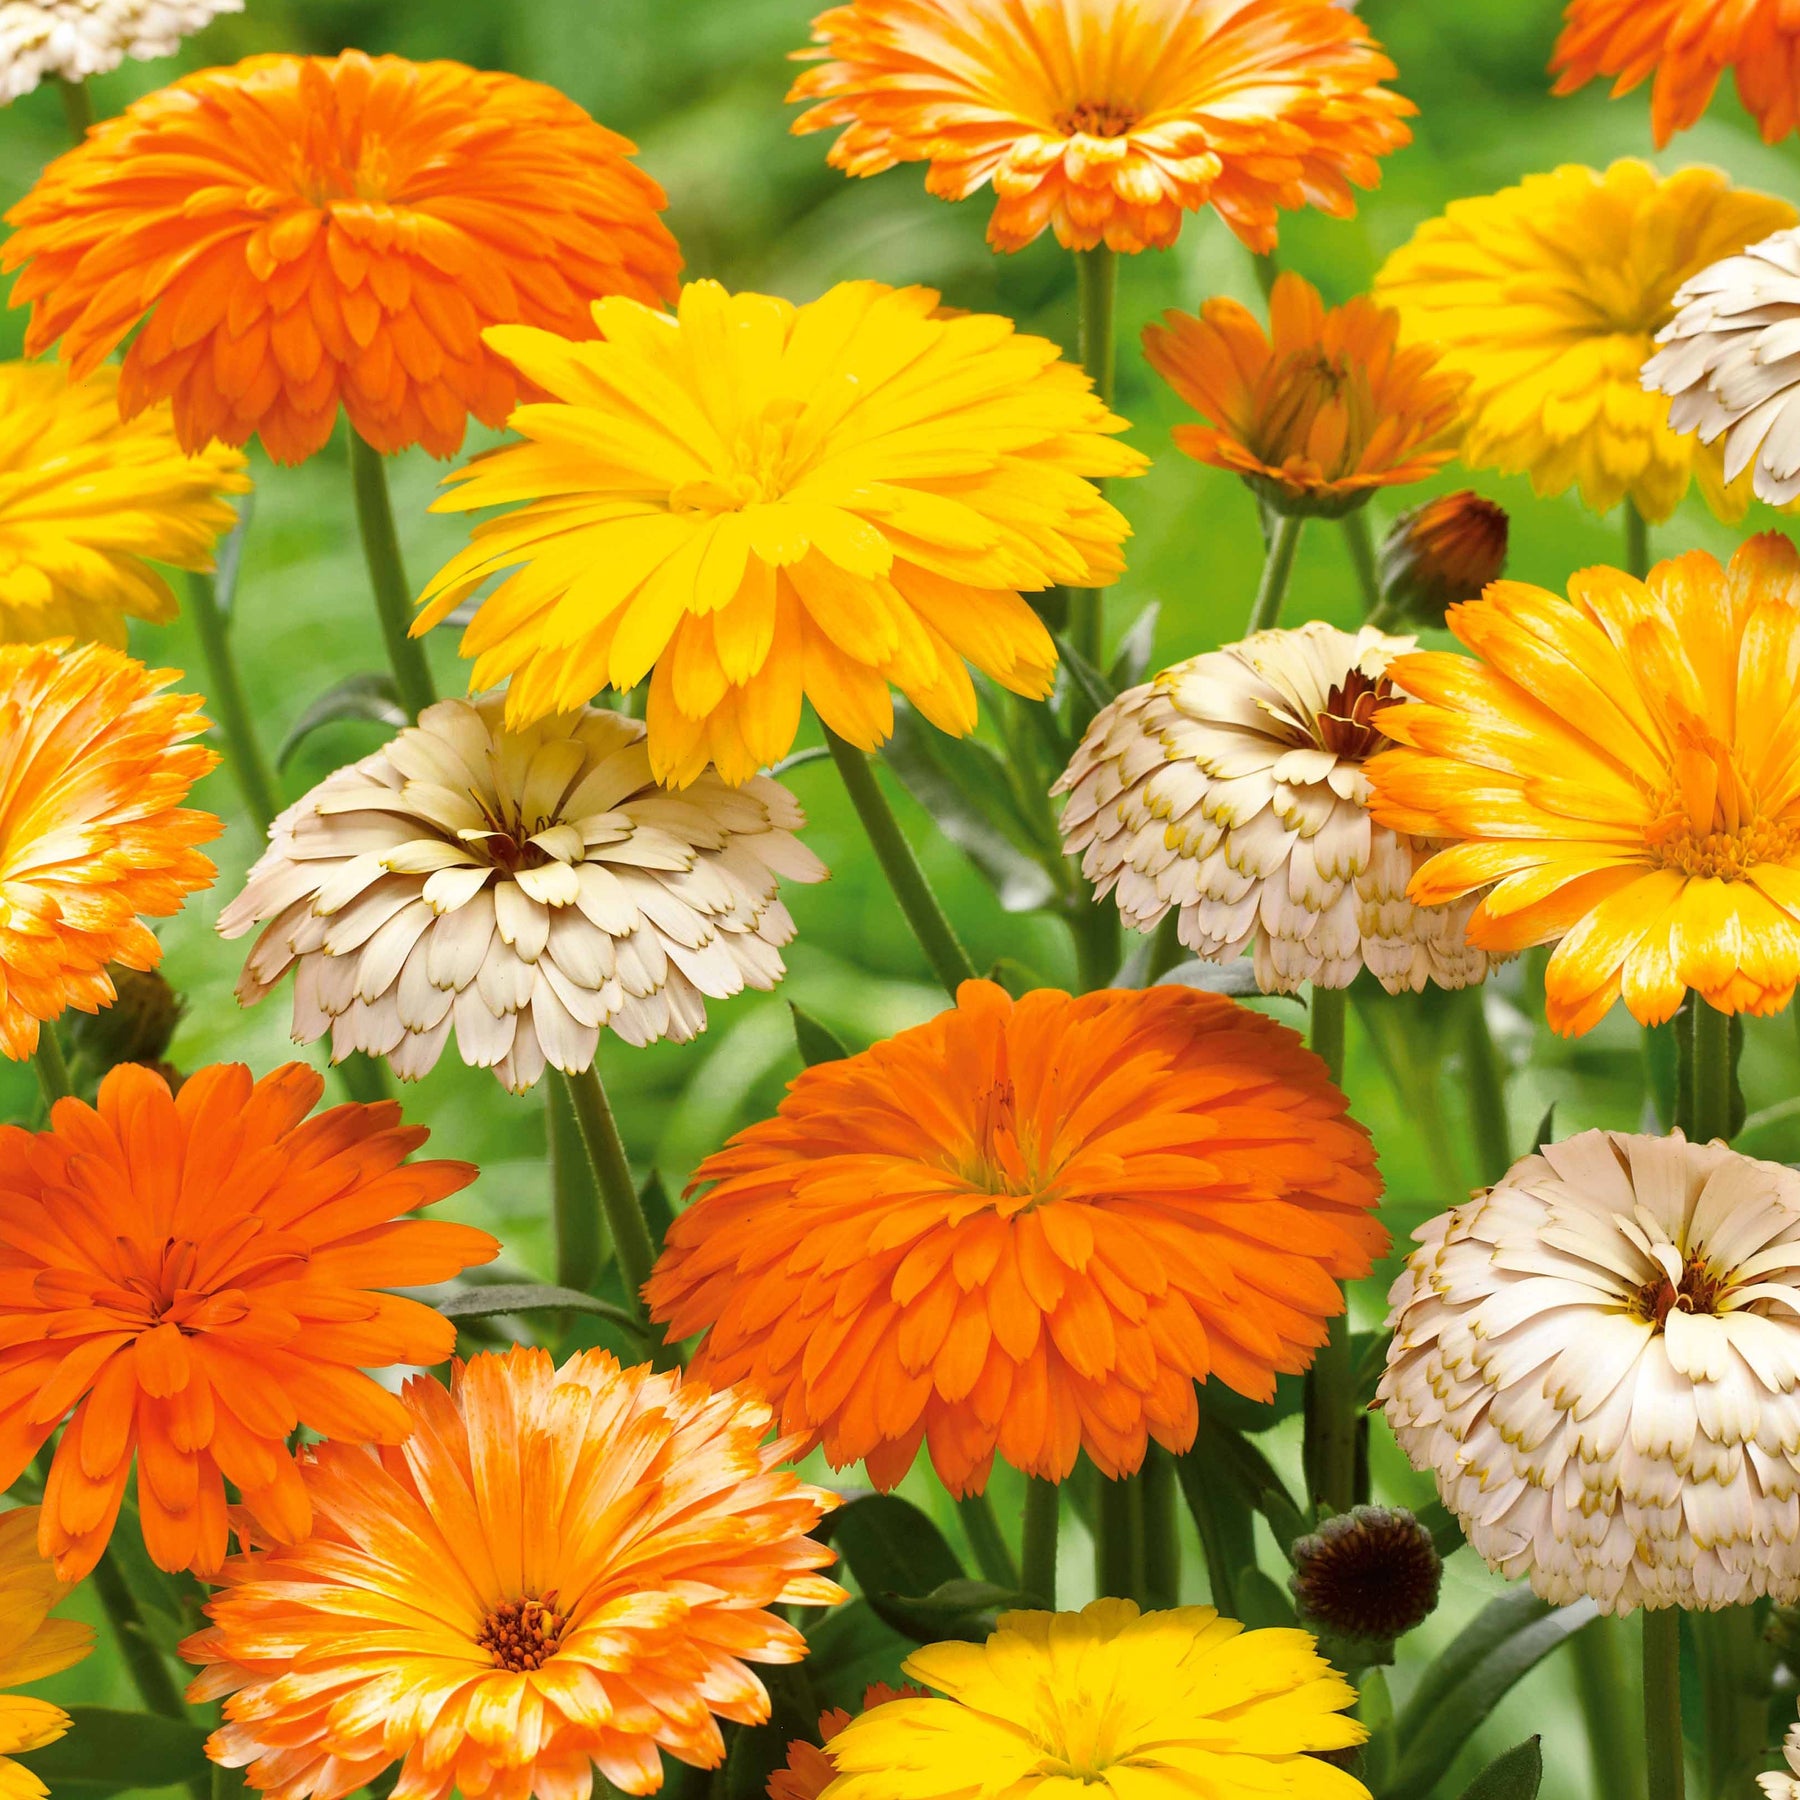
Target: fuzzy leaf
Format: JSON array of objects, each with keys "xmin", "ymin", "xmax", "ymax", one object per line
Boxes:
[
  {"xmin": 277, "ymin": 672, "xmax": 407, "ymax": 769},
  {"xmin": 1456, "ymin": 1739, "xmax": 1543, "ymax": 1800}
]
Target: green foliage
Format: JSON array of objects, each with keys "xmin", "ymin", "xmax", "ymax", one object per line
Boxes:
[
  {"xmin": 13, "ymin": 1711, "xmax": 211, "ymax": 1799},
  {"xmin": 1455, "ymin": 1740, "xmax": 1545, "ymax": 1800}
]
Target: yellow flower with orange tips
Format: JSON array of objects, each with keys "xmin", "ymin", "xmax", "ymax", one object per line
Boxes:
[
  {"xmin": 416, "ymin": 279, "xmax": 1144, "ymax": 787},
  {"xmin": 1367, "ymin": 534, "xmax": 1800, "ymax": 1035},
  {"xmin": 788, "ymin": 0, "xmax": 1413, "ymax": 254},
  {"xmin": 0, "ymin": 1508, "xmax": 95, "ymax": 1800}
]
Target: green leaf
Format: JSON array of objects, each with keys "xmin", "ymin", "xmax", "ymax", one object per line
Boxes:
[
  {"xmin": 1456, "ymin": 1739, "xmax": 1543, "ymax": 1800},
  {"xmin": 986, "ymin": 957, "xmax": 1046, "ymax": 999},
  {"xmin": 277, "ymin": 672, "xmax": 406, "ymax": 769},
  {"xmin": 1053, "ymin": 633, "xmax": 1116, "ymax": 727},
  {"xmin": 802, "ymin": 1600, "xmax": 914, "ymax": 1714},
  {"xmin": 768, "ymin": 745, "xmax": 830, "ymax": 778},
  {"xmin": 436, "ymin": 1283, "xmax": 648, "ymax": 1339},
  {"xmin": 1411, "ymin": 1497, "xmax": 1471, "ymax": 1563},
  {"xmin": 790, "ymin": 1002, "xmax": 850, "ymax": 1066},
  {"xmin": 212, "ymin": 497, "xmax": 253, "ymax": 622},
  {"xmin": 824, "ymin": 1494, "xmax": 969, "ymax": 1643},
  {"xmin": 1107, "ymin": 601, "xmax": 1160, "ymax": 693},
  {"xmin": 870, "ymin": 1578, "xmax": 1034, "ymax": 1642},
  {"xmin": 1233, "ymin": 1566, "xmax": 1298, "ymax": 1630},
  {"xmin": 1156, "ymin": 959, "xmax": 1303, "ymax": 1005},
  {"xmin": 1531, "ymin": 1103, "xmax": 1556, "ymax": 1152},
  {"xmin": 1360, "ymin": 1668, "xmax": 1398, "ymax": 1797},
  {"xmin": 722, "ymin": 1663, "xmax": 819, "ymax": 1799},
  {"xmin": 15, "ymin": 1709, "xmax": 211, "ymax": 1798},
  {"xmin": 638, "ymin": 1167, "xmax": 676, "ymax": 1248}
]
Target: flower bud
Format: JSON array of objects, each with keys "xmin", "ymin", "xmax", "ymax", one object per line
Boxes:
[
  {"xmin": 1290, "ymin": 1505, "xmax": 1442, "ymax": 1645},
  {"xmin": 1377, "ymin": 491, "xmax": 1508, "ymax": 625},
  {"xmin": 66, "ymin": 963, "xmax": 184, "ymax": 1072}
]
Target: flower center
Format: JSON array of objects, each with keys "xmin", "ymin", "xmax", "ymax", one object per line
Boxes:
[
  {"xmin": 959, "ymin": 1072, "xmax": 1057, "ymax": 1204},
  {"xmin": 670, "ymin": 398, "xmax": 805, "ymax": 515},
  {"xmin": 1253, "ymin": 351, "xmax": 1376, "ymax": 480},
  {"xmin": 1633, "ymin": 1255, "xmax": 1729, "ymax": 1329},
  {"xmin": 1313, "ymin": 669, "xmax": 1395, "ymax": 761},
  {"xmin": 287, "ymin": 124, "xmax": 399, "ymax": 209},
  {"xmin": 1644, "ymin": 721, "xmax": 1798, "ymax": 879},
  {"xmin": 476, "ymin": 1593, "xmax": 566, "ymax": 1672},
  {"xmin": 1052, "ymin": 98, "xmax": 1141, "ymax": 139}
]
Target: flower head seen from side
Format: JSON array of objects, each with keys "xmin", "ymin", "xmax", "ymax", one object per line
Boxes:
[
  {"xmin": 0, "ymin": 1508, "xmax": 94, "ymax": 1800},
  {"xmin": 1375, "ymin": 160, "xmax": 1796, "ymax": 523},
  {"xmin": 766, "ymin": 1684, "xmax": 926, "ymax": 1800},
  {"xmin": 218, "ymin": 696, "xmax": 826, "ymax": 1092},
  {"xmin": 0, "ymin": 0, "xmax": 240, "ymax": 102},
  {"xmin": 1382, "ymin": 1129, "xmax": 1800, "ymax": 1613},
  {"xmin": 648, "ymin": 979, "xmax": 1383, "ymax": 1496},
  {"xmin": 787, "ymin": 0, "xmax": 1413, "ymax": 255},
  {"xmin": 1054, "ymin": 622, "xmax": 1495, "ymax": 997},
  {"xmin": 0, "ymin": 640, "xmax": 219, "ymax": 1061},
  {"xmin": 822, "ymin": 1599, "xmax": 1369, "ymax": 1800},
  {"xmin": 0, "ymin": 362, "xmax": 248, "ymax": 648},
  {"xmin": 416, "ymin": 280, "xmax": 1144, "ymax": 787},
  {"xmin": 2, "ymin": 51, "xmax": 680, "ymax": 465},
  {"xmin": 1142, "ymin": 272, "xmax": 1464, "ymax": 518},
  {"xmin": 1377, "ymin": 491, "xmax": 1509, "ymax": 627},
  {"xmin": 1368, "ymin": 534, "xmax": 1800, "ymax": 1035},
  {"xmin": 181, "ymin": 1347, "xmax": 845, "ymax": 1800},
  {"xmin": 0, "ymin": 1061, "xmax": 493, "ymax": 1581}
]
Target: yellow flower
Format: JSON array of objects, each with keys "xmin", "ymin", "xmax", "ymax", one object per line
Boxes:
[
  {"xmin": 821, "ymin": 1599, "xmax": 1367, "ymax": 1800},
  {"xmin": 1374, "ymin": 161, "xmax": 1795, "ymax": 523},
  {"xmin": 0, "ymin": 1507, "xmax": 96, "ymax": 1800},
  {"xmin": 415, "ymin": 279, "xmax": 1145, "ymax": 787},
  {"xmin": 0, "ymin": 362, "xmax": 248, "ymax": 647}
]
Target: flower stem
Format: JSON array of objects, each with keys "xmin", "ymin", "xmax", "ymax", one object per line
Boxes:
[
  {"xmin": 1644, "ymin": 1608, "xmax": 1686, "ymax": 1800},
  {"xmin": 1096, "ymin": 1469, "xmax": 1146, "ymax": 1604},
  {"xmin": 1303, "ymin": 984, "xmax": 1357, "ymax": 1515},
  {"xmin": 1342, "ymin": 509, "xmax": 1382, "ymax": 616},
  {"xmin": 1460, "ymin": 990, "xmax": 1512, "ymax": 1183},
  {"xmin": 33, "ymin": 1026, "xmax": 74, "ymax": 1110},
  {"xmin": 549, "ymin": 1076, "xmax": 603, "ymax": 1294},
  {"xmin": 1573, "ymin": 1616, "xmax": 1647, "ymax": 1800},
  {"xmin": 186, "ymin": 571, "xmax": 280, "ymax": 832},
  {"xmin": 88, "ymin": 1544, "xmax": 193, "ymax": 1729},
  {"xmin": 1067, "ymin": 245, "xmax": 1117, "ymax": 670},
  {"xmin": 1021, "ymin": 1477, "xmax": 1059, "ymax": 1607},
  {"xmin": 1625, "ymin": 498, "xmax": 1651, "ymax": 581},
  {"xmin": 1682, "ymin": 999, "xmax": 1735, "ymax": 1144},
  {"xmin": 1246, "ymin": 514, "xmax": 1305, "ymax": 634},
  {"xmin": 1139, "ymin": 1445, "xmax": 1180, "ymax": 1610},
  {"xmin": 956, "ymin": 1491, "xmax": 1020, "ymax": 1590},
  {"xmin": 560, "ymin": 1065, "xmax": 658, "ymax": 1331},
  {"xmin": 824, "ymin": 727, "xmax": 975, "ymax": 999},
  {"xmin": 349, "ymin": 431, "xmax": 436, "ymax": 720},
  {"xmin": 333, "ymin": 1053, "xmax": 391, "ymax": 1103},
  {"xmin": 56, "ymin": 77, "xmax": 92, "ymax": 143}
]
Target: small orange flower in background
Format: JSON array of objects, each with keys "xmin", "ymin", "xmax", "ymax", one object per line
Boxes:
[
  {"xmin": 0, "ymin": 1061, "xmax": 491, "ymax": 1580},
  {"xmin": 0, "ymin": 640, "xmax": 219, "ymax": 1061},
  {"xmin": 648, "ymin": 980, "xmax": 1383, "ymax": 1497},
  {"xmin": 767, "ymin": 1684, "xmax": 926, "ymax": 1800},
  {"xmin": 1368, "ymin": 533, "xmax": 1800, "ymax": 1035},
  {"xmin": 2, "ymin": 50, "xmax": 681, "ymax": 465},
  {"xmin": 182, "ymin": 1347, "xmax": 844, "ymax": 1800},
  {"xmin": 789, "ymin": 0, "xmax": 1413, "ymax": 255},
  {"xmin": 1143, "ymin": 272, "xmax": 1464, "ymax": 517}
]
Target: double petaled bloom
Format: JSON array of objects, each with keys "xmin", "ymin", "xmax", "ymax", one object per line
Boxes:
[
  {"xmin": 0, "ymin": 0, "xmax": 239, "ymax": 102},
  {"xmin": 0, "ymin": 1508, "xmax": 93, "ymax": 1800}
]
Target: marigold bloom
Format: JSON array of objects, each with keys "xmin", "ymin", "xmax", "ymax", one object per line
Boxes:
[
  {"xmin": 1374, "ymin": 160, "xmax": 1796, "ymax": 522},
  {"xmin": 648, "ymin": 980, "xmax": 1383, "ymax": 1495},
  {"xmin": 0, "ymin": 1508, "xmax": 94, "ymax": 1800},
  {"xmin": 1368, "ymin": 535, "xmax": 1800, "ymax": 1034},
  {"xmin": 767, "ymin": 1684, "xmax": 925, "ymax": 1800},
  {"xmin": 1377, "ymin": 491, "xmax": 1509, "ymax": 625},
  {"xmin": 0, "ymin": 0, "xmax": 238, "ymax": 102},
  {"xmin": 823, "ymin": 1599, "xmax": 1368, "ymax": 1800},
  {"xmin": 0, "ymin": 640, "xmax": 219, "ymax": 1062},
  {"xmin": 416, "ymin": 280, "xmax": 1144, "ymax": 786},
  {"xmin": 218, "ymin": 697, "xmax": 826, "ymax": 1091},
  {"xmin": 0, "ymin": 1061, "xmax": 492, "ymax": 1581},
  {"xmin": 1143, "ymin": 273, "xmax": 1463, "ymax": 517},
  {"xmin": 788, "ymin": 0, "xmax": 1413, "ymax": 255},
  {"xmin": 182, "ymin": 1347, "xmax": 845, "ymax": 1800},
  {"xmin": 1055, "ymin": 624, "xmax": 1494, "ymax": 996},
  {"xmin": 2, "ymin": 51, "xmax": 680, "ymax": 465},
  {"xmin": 1383, "ymin": 1129, "xmax": 1800, "ymax": 1612},
  {"xmin": 1764, "ymin": 1724, "xmax": 1800, "ymax": 1800}
]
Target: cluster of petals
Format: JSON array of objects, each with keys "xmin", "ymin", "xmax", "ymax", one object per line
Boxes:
[
  {"xmin": 768, "ymin": 1683, "xmax": 925, "ymax": 1800},
  {"xmin": 0, "ymin": 0, "xmax": 237, "ymax": 101},
  {"xmin": 0, "ymin": 1060, "xmax": 492, "ymax": 1580},
  {"xmin": 0, "ymin": 1507, "xmax": 93, "ymax": 1800},
  {"xmin": 1055, "ymin": 623, "xmax": 1493, "ymax": 996},
  {"xmin": 1764, "ymin": 1723, "xmax": 1800, "ymax": 1800},
  {"xmin": 181, "ymin": 1347, "xmax": 844, "ymax": 1800},
  {"xmin": 788, "ymin": 0, "xmax": 1414, "ymax": 254},
  {"xmin": 648, "ymin": 979, "xmax": 1383, "ymax": 1496},
  {"xmin": 1, "ymin": 50, "xmax": 680, "ymax": 464},
  {"xmin": 218, "ymin": 696, "xmax": 824, "ymax": 1092},
  {"xmin": 1383, "ymin": 1129, "xmax": 1800, "ymax": 1613}
]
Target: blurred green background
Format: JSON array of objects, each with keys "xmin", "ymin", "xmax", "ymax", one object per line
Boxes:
[{"xmin": 8, "ymin": 2, "xmax": 1800, "ymax": 1795}]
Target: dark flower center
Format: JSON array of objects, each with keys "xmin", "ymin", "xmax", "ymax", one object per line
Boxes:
[
  {"xmin": 1053, "ymin": 99, "xmax": 1141, "ymax": 139},
  {"xmin": 477, "ymin": 1593, "xmax": 566, "ymax": 1671},
  {"xmin": 1313, "ymin": 669, "xmax": 1395, "ymax": 761},
  {"xmin": 1635, "ymin": 1257, "xmax": 1728, "ymax": 1328}
]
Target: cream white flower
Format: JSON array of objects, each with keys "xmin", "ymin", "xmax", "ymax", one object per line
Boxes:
[
  {"xmin": 1762, "ymin": 1724, "xmax": 1800, "ymax": 1800},
  {"xmin": 218, "ymin": 696, "xmax": 826, "ymax": 1093},
  {"xmin": 1382, "ymin": 1129, "xmax": 1800, "ymax": 1614},
  {"xmin": 0, "ymin": 0, "xmax": 239, "ymax": 101},
  {"xmin": 1052, "ymin": 621, "xmax": 1490, "ymax": 994}
]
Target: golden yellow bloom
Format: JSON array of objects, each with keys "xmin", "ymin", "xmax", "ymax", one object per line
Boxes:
[
  {"xmin": 415, "ymin": 279, "xmax": 1145, "ymax": 787},
  {"xmin": 0, "ymin": 362, "xmax": 247, "ymax": 647},
  {"xmin": 0, "ymin": 1508, "xmax": 95, "ymax": 1800},
  {"xmin": 1374, "ymin": 160, "xmax": 1795, "ymax": 523}
]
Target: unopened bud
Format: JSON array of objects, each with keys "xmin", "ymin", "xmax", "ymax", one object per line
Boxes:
[
  {"xmin": 67, "ymin": 964, "xmax": 184, "ymax": 1071},
  {"xmin": 1290, "ymin": 1505, "xmax": 1442, "ymax": 1645},
  {"xmin": 1377, "ymin": 491, "xmax": 1508, "ymax": 625}
]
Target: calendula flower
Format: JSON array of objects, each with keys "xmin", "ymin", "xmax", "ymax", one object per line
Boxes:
[
  {"xmin": 0, "ymin": 0, "xmax": 238, "ymax": 102},
  {"xmin": 0, "ymin": 362, "xmax": 248, "ymax": 647},
  {"xmin": 182, "ymin": 1347, "xmax": 845, "ymax": 1800},
  {"xmin": 648, "ymin": 979, "xmax": 1383, "ymax": 1496},
  {"xmin": 1377, "ymin": 491, "xmax": 1509, "ymax": 625},
  {"xmin": 767, "ymin": 1684, "xmax": 926, "ymax": 1800},
  {"xmin": 1374, "ymin": 161, "xmax": 1795, "ymax": 522},
  {"xmin": 0, "ymin": 1508, "xmax": 94, "ymax": 1800},
  {"xmin": 2, "ymin": 51, "xmax": 680, "ymax": 465},
  {"xmin": 1368, "ymin": 534, "xmax": 1800, "ymax": 1034},
  {"xmin": 1142, "ymin": 273, "xmax": 1463, "ymax": 518},
  {"xmin": 823, "ymin": 1599, "xmax": 1368, "ymax": 1800},
  {"xmin": 1763, "ymin": 1724, "xmax": 1800, "ymax": 1800},
  {"xmin": 416, "ymin": 280, "xmax": 1144, "ymax": 786},
  {"xmin": 1552, "ymin": 0, "xmax": 1800, "ymax": 147},
  {"xmin": 1382, "ymin": 1129, "xmax": 1800, "ymax": 1612},
  {"xmin": 218, "ymin": 696, "xmax": 826, "ymax": 1092},
  {"xmin": 1054, "ymin": 623, "xmax": 1494, "ymax": 996},
  {"xmin": 787, "ymin": 0, "xmax": 1413, "ymax": 255},
  {"xmin": 0, "ymin": 640, "xmax": 219, "ymax": 1061},
  {"xmin": 0, "ymin": 1060, "xmax": 492, "ymax": 1580},
  {"xmin": 1288, "ymin": 1506, "xmax": 1441, "ymax": 1645}
]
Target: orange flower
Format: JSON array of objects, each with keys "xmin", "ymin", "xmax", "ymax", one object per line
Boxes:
[
  {"xmin": 768, "ymin": 1685, "xmax": 927, "ymax": 1800},
  {"xmin": 182, "ymin": 1348, "xmax": 845, "ymax": 1800},
  {"xmin": 0, "ymin": 640, "xmax": 219, "ymax": 1062},
  {"xmin": 788, "ymin": 0, "xmax": 1413, "ymax": 254},
  {"xmin": 2, "ymin": 51, "xmax": 681, "ymax": 465},
  {"xmin": 1551, "ymin": 0, "xmax": 1800, "ymax": 147},
  {"xmin": 0, "ymin": 1061, "xmax": 492, "ymax": 1581},
  {"xmin": 647, "ymin": 980, "xmax": 1384, "ymax": 1497},
  {"xmin": 1142, "ymin": 271, "xmax": 1464, "ymax": 516}
]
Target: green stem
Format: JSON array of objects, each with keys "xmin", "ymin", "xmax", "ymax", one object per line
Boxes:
[
  {"xmin": 1021, "ymin": 1477, "xmax": 1059, "ymax": 1607},
  {"xmin": 1645, "ymin": 1608, "xmax": 1686, "ymax": 1800},
  {"xmin": 349, "ymin": 431, "xmax": 437, "ymax": 720},
  {"xmin": 550, "ymin": 1077, "xmax": 603, "ymax": 1293},
  {"xmin": 956, "ymin": 1491, "xmax": 1020, "ymax": 1590},
  {"xmin": 1096, "ymin": 1469, "xmax": 1145, "ymax": 1604},
  {"xmin": 57, "ymin": 77, "xmax": 92, "ymax": 142},
  {"xmin": 1146, "ymin": 911, "xmax": 1185, "ymax": 981},
  {"xmin": 1246, "ymin": 514, "xmax": 1305, "ymax": 634},
  {"xmin": 1068, "ymin": 246, "xmax": 1117, "ymax": 670},
  {"xmin": 33, "ymin": 1027, "xmax": 74, "ymax": 1110},
  {"xmin": 1625, "ymin": 498, "xmax": 1651, "ymax": 581},
  {"xmin": 1303, "ymin": 985, "xmax": 1356, "ymax": 1515},
  {"xmin": 1139, "ymin": 1445, "xmax": 1180, "ymax": 1611},
  {"xmin": 1072, "ymin": 897, "xmax": 1122, "ymax": 995},
  {"xmin": 1572, "ymin": 1616, "xmax": 1646, "ymax": 1800},
  {"xmin": 332, "ymin": 1051, "xmax": 390, "ymax": 1104},
  {"xmin": 561, "ymin": 1065, "xmax": 657, "ymax": 1327},
  {"xmin": 186, "ymin": 571, "xmax": 280, "ymax": 832},
  {"xmin": 1460, "ymin": 990, "xmax": 1512, "ymax": 1184},
  {"xmin": 1679, "ymin": 1000, "xmax": 1735, "ymax": 1143},
  {"xmin": 1341, "ymin": 509, "xmax": 1382, "ymax": 616},
  {"xmin": 824, "ymin": 727, "xmax": 975, "ymax": 999},
  {"xmin": 88, "ymin": 1547, "xmax": 192, "ymax": 1727}
]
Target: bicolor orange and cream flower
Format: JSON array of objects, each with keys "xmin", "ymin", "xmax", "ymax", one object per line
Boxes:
[
  {"xmin": 2, "ymin": 51, "xmax": 680, "ymax": 465},
  {"xmin": 788, "ymin": 0, "xmax": 1414, "ymax": 254},
  {"xmin": 1368, "ymin": 534, "xmax": 1800, "ymax": 1035},
  {"xmin": 182, "ymin": 1348, "xmax": 845, "ymax": 1800},
  {"xmin": 0, "ymin": 1508, "xmax": 94, "ymax": 1800},
  {"xmin": 0, "ymin": 1061, "xmax": 492, "ymax": 1581},
  {"xmin": 416, "ymin": 280, "xmax": 1144, "ymax": 787},
  {"xmin": 0, "ymin": 640, "xmax": 219, "ymax": 1061},
  {"xmin": 1142, "ymin": 272, "xmax": 1463, "ymax": 517},
  {"xmin": 647, "ymin": 980, "xmax": 1383, "ymax": 1496}
]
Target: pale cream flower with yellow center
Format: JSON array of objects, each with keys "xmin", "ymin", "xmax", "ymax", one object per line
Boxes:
[{"xmin": 1762, "ymin": 1724, "xmax": 1800, "ymax": 1800}]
